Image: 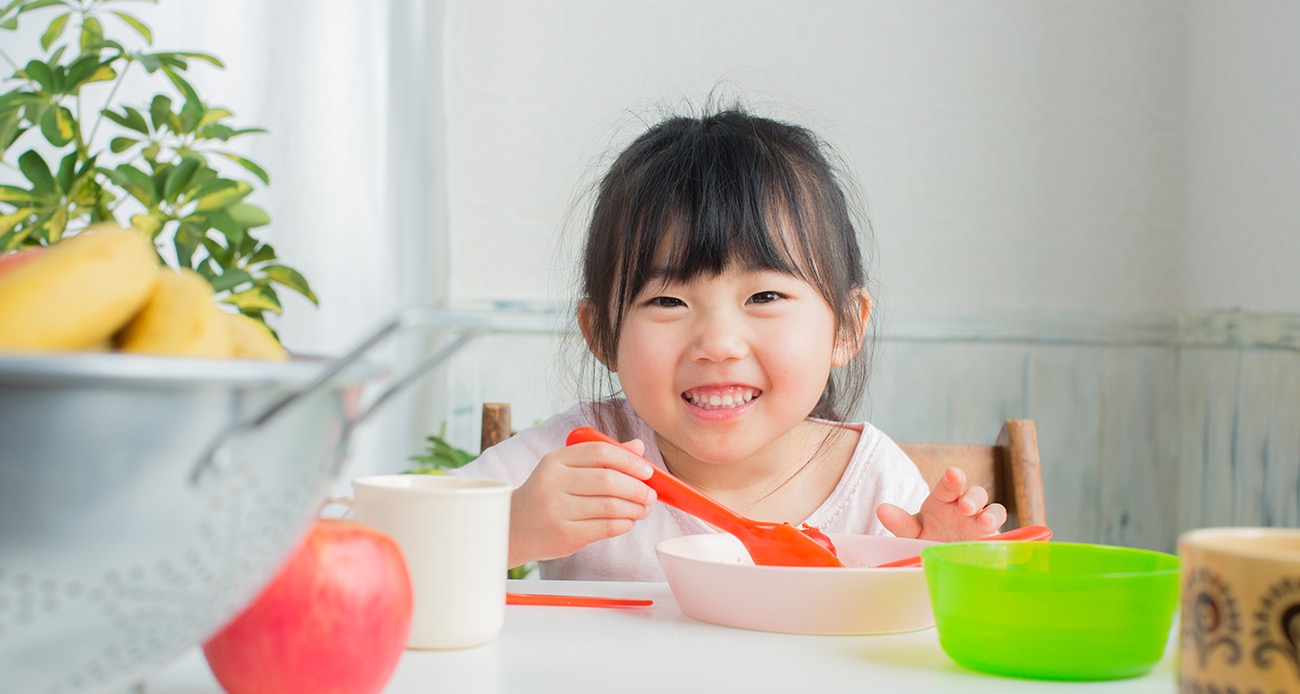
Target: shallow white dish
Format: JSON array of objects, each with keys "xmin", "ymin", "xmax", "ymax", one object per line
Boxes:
[{"xmin": 655, "ymin": 532, "xmax": 938, "ymax": 635}]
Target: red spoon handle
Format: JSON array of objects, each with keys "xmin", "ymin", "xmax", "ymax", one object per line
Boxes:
[
  {"xmin": 874, "ymin": 524, "xmax": 1054, "ymax": 568},
  {"xmin": 565, "ymin": 426, "xmax": 752, "ymax": 536},
  {"xmin": 506, "ymin": 592, "xmax": 653, "ymax": 608}
]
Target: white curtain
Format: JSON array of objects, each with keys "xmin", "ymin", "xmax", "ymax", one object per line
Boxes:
[{"xmin": 145, "ymin": 0, "xmax": 450, "ymax": 485}]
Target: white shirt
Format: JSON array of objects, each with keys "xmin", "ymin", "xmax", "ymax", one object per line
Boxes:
[{"xmin": 450, "ymin": 399, "xmax": 930, "ymax": 581}]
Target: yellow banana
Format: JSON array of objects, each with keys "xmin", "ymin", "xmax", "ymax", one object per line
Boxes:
[
  {"xmin": 117, "ymin": 268, "xmax": 233, "ymax": 358},
  {"xmin": 221, "ymin": 310, "xmax": 288, "ymax": 361},
  {"xmin": 0, "ymin": 224, "xmax": 158, "ymax": 351}
]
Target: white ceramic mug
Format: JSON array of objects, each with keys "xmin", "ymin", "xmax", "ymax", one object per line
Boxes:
[
  {"xmin": 1178, "ymin": 527, "xmax": 1300, "ymax": 693},
  {"xmin": 341, "ymin": 474, "xmax": 512, "ymax": 650}
]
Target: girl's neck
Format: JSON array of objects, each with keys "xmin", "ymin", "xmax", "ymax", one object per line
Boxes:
[{"xmin": 654, "ymin": 420, "xmax": 859, "ymax": 524}]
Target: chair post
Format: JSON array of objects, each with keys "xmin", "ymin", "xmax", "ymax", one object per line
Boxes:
[
  {"xmin": 481, "ymin": 402, "xmax": 512, "ymax": 453},
  {"xmin": 998, "ymin": 419, "xmax": 1046, "ymax": 528}
]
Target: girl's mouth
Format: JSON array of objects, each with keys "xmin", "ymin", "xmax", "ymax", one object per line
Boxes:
[{"xmin": 682, "ymin": 386, "xmax": 761, "ymax": 410}]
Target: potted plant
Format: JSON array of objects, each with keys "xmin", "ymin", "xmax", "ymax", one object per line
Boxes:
[{"xmin": 0, "ymin": 0, "xmax": 315, "ymax": 331}]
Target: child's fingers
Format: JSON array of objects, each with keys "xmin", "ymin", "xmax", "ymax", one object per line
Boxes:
[
  {"xmin": 565, "ymin": 440, "xmax": 655, "ymax": 480},
  {"xmin": 565, "ymin": 467, "xmax": 656, "ymax": 506},
  {"xmin": 568, "ymin": 494, "xmax": 654, "ymax": 523},
  {"xmin": 975, "ymin": 502, "xmax": 1008, "ymax": 532},
  {"xmin": 876, "ymin": 502, "xmax": 923, "ymax": 539},
  {"xmin": 928, "ymin": 467, "xmax": 968, "ymax": 503},
  {"xmin": 956, "ymin": 484, "xmax": 990, "ymax": 515}
]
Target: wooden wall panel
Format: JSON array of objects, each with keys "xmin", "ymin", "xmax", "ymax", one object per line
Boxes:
[{"xmin": 433, "ymin": 309, "xmax": 1300, "ymax": 555}]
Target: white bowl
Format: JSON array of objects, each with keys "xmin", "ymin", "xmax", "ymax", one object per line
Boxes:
[{"xmin": 655, "ymin": 533, "xmax": 938, "ymax": 635}]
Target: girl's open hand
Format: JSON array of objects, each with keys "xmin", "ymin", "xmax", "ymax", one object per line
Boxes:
[
  {"xmin": 508, "ymin": 437, "xmax": 657, "ymax": 567},
  {"xmin": 875, "ymin": 467, "xmax": 1006, "ymax": 542}
]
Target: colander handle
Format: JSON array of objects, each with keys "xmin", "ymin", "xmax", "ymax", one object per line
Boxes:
[{"xmin": 189, "ymin": 306, "xmax": 486, "ymax": 485}]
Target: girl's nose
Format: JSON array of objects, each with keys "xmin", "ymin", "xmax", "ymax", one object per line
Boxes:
[{"xmin": 687, "ymin": 314, "xmax": 749, "ymax": 363}]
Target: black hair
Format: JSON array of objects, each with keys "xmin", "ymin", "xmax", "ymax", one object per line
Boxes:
[{"xmin": 576, "ymin": 106, "xmax": 875, "ymax": 437}]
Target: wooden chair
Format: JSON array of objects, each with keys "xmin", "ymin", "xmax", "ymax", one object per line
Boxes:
[
  {"xmin": 479, "ymin": 403, "xmax": 1046, "ymax": 529},
  {"xmin": 898, "ymin": 420, "xmax": 1046, "ymax": 529}
]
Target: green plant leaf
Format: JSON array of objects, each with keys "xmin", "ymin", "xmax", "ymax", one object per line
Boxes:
[
  {"xmin": 21, "ymin": 60, "xmax": 55, "ymax": 91},
  {"xmin": 102, "ymin": 106, "xmax": 150, "ymax": 135},
  {"xmin": 129, "ymin": 211, "xmax": 163, "ymax": 238},
  {"xmin": 0, "ymin": 87, "xmax": 35, "ymax": 111},
  {"xmin": 54, "ymin": 151, "xmax": 76, "ymax": 192},
  {"xmin": 38, "ymin": 105, "xmax": 74, "ymax": 146},
  {"xmin": 223, "ymin": 284, "xmax": 281, "ymax": 314},
  {"xmin": 79, "ymin": 15, "xmax": 103, "ymax": 51},
  {"xmin": 163, "ymin": 156, "xmax": 200, "ymax": 203},
  {"xmin": 202, "ymin": 208, "xmax": 245, "ymax": 249},
  {"xmin": 161, "ymin": 65, "xmax": 201, "ymax": 107},
  {"xmin": 247, "ymin": 240, "xmax": 275, "ymax": 263},
  {"xmin": 64, "ymin": 55, "xmax": 114, "ymax": 90},
  {"xmin": 106, "ymin": 163, "xmax": 156, "ymax": 208},
  {"xmin": 192, "ymin": 179, "xmax": 250, "ymax": 211},
  {"xmin": 0, "ymin": 208, "xmax": 37, "ymax": 240},
  {"xmin": 197, "ymin": 107, "xmax": 231, "ymax": 128},
  {"xmin": 18, "ymin": 0, "xmax": 64, "ymax": 12},
  {"xmin": 208, "ymin": 267, "xmax": 252, "ymax": 293},
  {"xmin": 227, "ymin": 202, "xmax": 269, "ymax": 228},
  {"xmin": 171, "ymin": 219, "xmax": 202, "ymax": 266},
  {"xmin": 43, "ymin": 205, "xmax": 66, "ymax": 241},
  {"xmin": 157, "ymin": 51, "xmax": 224, "ymax": 69},
  {"xmin": 18, "ymin": 150, "xmax": 55, "ymax": 193},
  {"xmin": 179, "ymin": 96, "xmax": 203, "ymax": 133},
  {"xmin": 217, "ymin": 151, "xmax": 269, "ymax": 185},
  {"xmin": 109, "ymin": 136, "xmax": 136, "ymax": 153},
  {"xmin": 0, "ymin": 185, "xmax": 43, "ymax": 205},
  {"xmin": 39, "ymin": 11, "xmax": 68, "ymax": 51},
  {"xmin": 110, "ymin": 10, "xmax": 151, "ymax": 44},
  {"xmin": 148, "ymin": 93, "xmax": 173, "ymax": 132},
  {"xmin": 261, "ymin": 263, "xmax": 318, "ymax": 303},
  {"xmin": 0, "ymin": 111, "xmax": 23, "ymax": 155},
  {"xmin": 198, "ymin": 226, "xmax": 233, "ymax": 266}
]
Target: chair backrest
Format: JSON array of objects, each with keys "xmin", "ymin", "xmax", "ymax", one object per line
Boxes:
[
  {"xmin": 481, "ymin": 402, "xmax": 514, "ymax": 452},
  {"xmin": 478, "ymin": 403, "xmax": 1046, "ymax": 529},
  {"xmin": 898, "ymin": 419, "xmax": 1046, "ymax": 529}
]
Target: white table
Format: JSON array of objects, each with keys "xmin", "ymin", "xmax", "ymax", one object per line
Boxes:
[{"xmin": 149, "ymin": 579, "xmax": 1178, "ymax": 693}]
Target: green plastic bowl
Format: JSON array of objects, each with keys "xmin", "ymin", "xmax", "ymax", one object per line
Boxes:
[{"xmin": 921, "ymin": 541, "xmax": 1180, "ymax": 681}]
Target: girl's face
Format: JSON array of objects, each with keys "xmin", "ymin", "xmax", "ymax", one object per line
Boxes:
[{"xmin": 608, "ymin": 263, "xmax": 861, "ymax": 467}]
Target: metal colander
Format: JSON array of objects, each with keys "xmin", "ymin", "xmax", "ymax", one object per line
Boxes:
[{"xmin": 0, "ymin": 308, "xmax": 480, "ymax": 693}]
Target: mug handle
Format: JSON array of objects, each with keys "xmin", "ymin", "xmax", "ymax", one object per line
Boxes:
[{"xmin": 321, "ymin": 496, "xmax": 355, "ymax": 520}]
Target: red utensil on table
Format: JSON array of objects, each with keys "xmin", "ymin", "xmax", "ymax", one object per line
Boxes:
[
  {"xmin": 506, "ymin": 593, "xmax": 652, "ymax": 608},
  {"xmin": 565, "ymin": 426, "xmax": 843, "ymax": 568},
  {"xmin": 871, "ymin": 524, "xmax": 1054, "ymax": 568}
]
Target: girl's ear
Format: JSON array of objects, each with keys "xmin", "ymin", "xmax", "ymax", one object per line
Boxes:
[
  {"xmin": 831, "ymin": 289, "xmax": 872, "ymax": 367},
  {"xmin": 576, "ymin": 299, "xmax": 616, "ymax": 371}
]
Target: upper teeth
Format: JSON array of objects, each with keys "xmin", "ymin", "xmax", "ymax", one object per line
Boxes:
[{"xmin": 686, "ymin": 389, "xmax": 758, "ymax": 409}]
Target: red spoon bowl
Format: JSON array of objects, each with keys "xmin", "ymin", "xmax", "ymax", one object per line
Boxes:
[{"xmin": 565, "ymin": 427, "xmax": 842, "ymax": 568}]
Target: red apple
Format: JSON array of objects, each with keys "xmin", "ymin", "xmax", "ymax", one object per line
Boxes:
[{"xmin": 202, "ymin": 519, "xmax": 414, "ymax": 694}]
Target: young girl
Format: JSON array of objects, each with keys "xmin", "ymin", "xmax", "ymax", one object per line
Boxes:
[{"xmin": 451, "ymin": 107, "xmax": 1006, "ymax": 581}]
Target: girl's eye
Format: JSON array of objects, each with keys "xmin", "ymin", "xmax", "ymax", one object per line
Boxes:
[
  {"xmin": 749, "ymin": 291, "xmax": 784, "ymax": 304},
  {"xmin": 647, "ymin": 296, "xmax": 685, "ymax": 308}
]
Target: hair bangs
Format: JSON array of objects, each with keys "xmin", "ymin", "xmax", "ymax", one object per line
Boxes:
[{"xmin": 618, "ymin": 126, "xmax": 820, "ymax": 307}]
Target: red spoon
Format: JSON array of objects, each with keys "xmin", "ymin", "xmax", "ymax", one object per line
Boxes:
[
  {"xmin": 565, "ymin": 427, "xmax": 843, "ymax": 568},
  {"xmin": 506, "ymin": 593, "xmax": 652, "ymax": 608},
  {"xmin": 872, "ymin": 524, "xmax": 1054, "ymax": 568}
]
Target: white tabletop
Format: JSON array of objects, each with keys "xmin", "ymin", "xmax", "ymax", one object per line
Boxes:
[{"xmin": 148, "ymin": 579, "xmax": 1177, "ymax": 693}]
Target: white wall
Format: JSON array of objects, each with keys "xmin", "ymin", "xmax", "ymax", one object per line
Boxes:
[
  {"xmin": 1184, "ymin": 0, "xmax": 1300, "ymax": 313},
  {"xmin": 443, "ymin": 0, "xmax": 1190, "ymax": 314}
]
